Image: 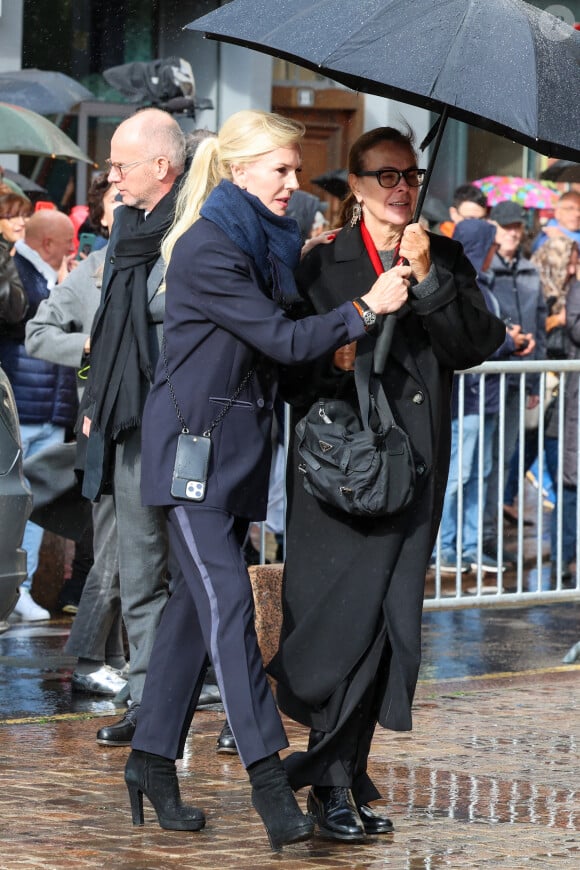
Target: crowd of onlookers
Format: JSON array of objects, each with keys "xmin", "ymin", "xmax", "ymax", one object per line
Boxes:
[{"xmin": 431, "ymin": 183, "xmax": 580, "ymax": 579}]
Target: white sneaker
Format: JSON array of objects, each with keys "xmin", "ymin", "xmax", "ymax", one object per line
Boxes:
[
  {"xmin": 13, "ymin": 588, "xmax": 51, "ymax": 622},
  {"xmin": 71, "ymin": 664, "xmax": 128, "ymax": 696}
]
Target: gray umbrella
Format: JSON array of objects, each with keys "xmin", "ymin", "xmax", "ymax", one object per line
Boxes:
[
  {"xmin": 1, "ymin": 167, "xmax": 47, "ymax": 194},
  {"xmin": 0, "ymin": 69, "xmax": 94, "ymax": 115},
  {"xmin": 541, "ymin": 161, "xmax": 580, "ymax": 184}
]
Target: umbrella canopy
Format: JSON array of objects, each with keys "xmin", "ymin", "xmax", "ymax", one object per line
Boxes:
[
  {"xmin": 472, "ymin": 176, "xmax": 559, "ymax": 209},
  {"xmin": 187, "ymin": 0, "xmax": 580, "ymax": 163},
  {"xmin": 311, "ymin": 169, "xmax": 349, "ymax": 200},
  {"xmin": 1, "ymin": 167, "xmax": 47, "ymax": 194},
  {"xmin": 0, "ymin": 70, "xmax": 94, "ymax": 115},
  {"xmin": 0, "ymin": 103, "xmax": 93, "ymax": 163},
  {"xmin": 541, "ymin": 161, "xmax": 580, "ymax": 184}
]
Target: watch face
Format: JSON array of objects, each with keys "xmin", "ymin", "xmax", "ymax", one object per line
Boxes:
[{"xmin": 363, "ymin": 310, "xmax": 376, "ymax": 327}]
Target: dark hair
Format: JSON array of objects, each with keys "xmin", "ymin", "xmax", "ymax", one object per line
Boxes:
[
  {"xmin": 0, "ymin": 192, "xmax": 33, "ymax": 220},
  {"xmin": 452, "ymin": 183, "xmax": 488, "ymax": 210},
  {"xmin": 184, "ymin": 128, "xmax": 216, "ymax": 162},
  {"xmin": 337, "ymin": 125, "xmax": 416, "ymax": 228},
  {"xmin": 86, "ymin": 173, "xmax": 113, "ymax": 238}
]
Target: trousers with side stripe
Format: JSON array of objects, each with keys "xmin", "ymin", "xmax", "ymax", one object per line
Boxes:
[{"xmin": 131, "ymin": 503, "xmax": 288, "ymax": 768}]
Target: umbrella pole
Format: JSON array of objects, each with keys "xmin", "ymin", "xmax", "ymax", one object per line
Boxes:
[{"xmin": 413, "ymin": 104, "xmax": 450, "ymax": 222}]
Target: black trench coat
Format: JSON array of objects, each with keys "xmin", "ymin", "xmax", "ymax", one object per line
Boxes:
[{"xmin": 269, "ymin": 225, "xmax": 506, "ymax": 746}]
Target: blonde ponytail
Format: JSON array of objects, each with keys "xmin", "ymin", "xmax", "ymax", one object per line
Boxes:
[{"xmin": 162, "ymin": 137, "xmax": 221, "ymax": 265}]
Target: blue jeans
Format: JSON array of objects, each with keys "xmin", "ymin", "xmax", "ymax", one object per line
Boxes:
[
  {"xmin": 545, "ymin": 436, "xmax": 577, "ymax": 565},
  {"xmin": 484, "ymin": 386, "xmax": 520, "ymax": 540},
  {"xmin": 20, "ymin": 422, "xmax": 65, "ymax": 590},
  {"xmin": 439, "ymin": 414, "xmax": 497, "ymax": 556}
]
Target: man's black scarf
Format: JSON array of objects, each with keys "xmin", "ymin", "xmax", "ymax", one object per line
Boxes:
[{"xmin": 84, "ymin": 184, "xmax": 177, "ymax": 442}]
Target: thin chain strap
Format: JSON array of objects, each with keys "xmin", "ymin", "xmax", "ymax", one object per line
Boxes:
[
  {"xmin": 203, "ymin": 368, "xmax": 255, "ymax": 437},
  {"xmin": 162, "ymin": 337, "xmax": 254, "ymax": 437}
]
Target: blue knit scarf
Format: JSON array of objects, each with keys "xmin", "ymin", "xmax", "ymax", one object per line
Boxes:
[{"xmin": 200, "ymin": 179, "xmax": 302, "ymax": 309}]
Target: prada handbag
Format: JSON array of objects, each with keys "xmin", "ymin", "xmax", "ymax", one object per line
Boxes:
[{"xmin": 295, "ymin": 349, "xmax": 416, "ymax": 517}]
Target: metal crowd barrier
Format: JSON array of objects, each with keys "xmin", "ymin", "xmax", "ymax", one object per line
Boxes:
[
  {"xmin": 428, "ymin": 359, "xmax": 580, "ymax": 610},
  {"xmin": 255, "ymin": 360, "xmax": 580, "ymax": 612}
]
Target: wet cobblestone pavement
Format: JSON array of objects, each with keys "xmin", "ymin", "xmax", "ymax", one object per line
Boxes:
[{"xmin": 2, "ymin": 603, "xmax": 580, "ymax": 868}]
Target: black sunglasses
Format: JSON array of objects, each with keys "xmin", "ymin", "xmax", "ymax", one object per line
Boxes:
[{"xmin": 355, "ymin": 167, "xmax": 426, "ymax": 189}]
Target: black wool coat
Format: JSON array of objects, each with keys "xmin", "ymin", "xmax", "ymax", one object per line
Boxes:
[{"xmin": 269, "ymin": 224, "xmax": 506, "ymax": 742}]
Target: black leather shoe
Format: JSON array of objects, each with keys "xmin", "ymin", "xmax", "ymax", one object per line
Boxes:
[
  {"xmin": 307, "ymin": 786, "xmax": 366, "ymax": 841},
  {"xmin": 357, "ymin": 803, "xmax": 394, "ymax": 834},
  {"xmin": 216, "ymin": 720, "xmax": 238, "ymax": 754},
  {"xmin": 197, "ymin": 683, "xmax": 222, "ymax": 708},
  {"xmin": 96, "ymin": 704, "xmax": 139, "ymax": 746}
]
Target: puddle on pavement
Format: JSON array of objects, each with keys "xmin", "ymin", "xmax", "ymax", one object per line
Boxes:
[{"xmin": 384, "ymin": 764, "xmax": 580, "ymax": 830}]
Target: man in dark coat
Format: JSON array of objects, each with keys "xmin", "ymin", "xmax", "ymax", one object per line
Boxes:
[{"xmin": 77, "ymin": 108, "xmax": 186, "ymax": 745}]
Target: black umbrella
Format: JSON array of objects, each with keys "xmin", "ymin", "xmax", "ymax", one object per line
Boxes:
[
  {"xmin": 541, "ymin": 161, "xmax": 580, "ymax": 184},
  {"xmin": 311, "ymin": 169, "xmax": 349, "ymax": 200},
  {"xmin": 188, "ymin": 0, "xmax": 580, "ymax": 367},
  {"xmin": 0, "ymin": 70, "xmax": 94, "ymax": 115},
  {"xmin": 188, "ymin": 0, "xmax": 580, "ymax": 168}
]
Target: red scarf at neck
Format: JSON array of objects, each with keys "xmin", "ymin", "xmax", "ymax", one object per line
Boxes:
[{"xmin": 360, "ymin": 219, "xmax": 404, "ymax": 277}]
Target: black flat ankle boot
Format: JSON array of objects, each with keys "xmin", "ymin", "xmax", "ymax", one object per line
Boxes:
[
  {"xmin": 248, "ymin": 753, "xmax": 314, "ymax": 851},
  {"xmin": 124, "ymin": 749, "xmax": 206, "ymax": 831}
]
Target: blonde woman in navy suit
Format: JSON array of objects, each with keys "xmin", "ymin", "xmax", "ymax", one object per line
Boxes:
[{"xmin": 124, "ymin": 110, "xmax": 413, "ymax": 850}]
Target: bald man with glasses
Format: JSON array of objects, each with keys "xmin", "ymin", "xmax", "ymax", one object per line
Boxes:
[{"xmin": 78, "ymin": 108, "xmax": 186, "ymax": 746}]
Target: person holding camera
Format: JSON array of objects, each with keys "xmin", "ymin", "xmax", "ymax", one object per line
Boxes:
[{"xmin": 482, "ymin": 201, "xmax": 546, "ymax": 562}]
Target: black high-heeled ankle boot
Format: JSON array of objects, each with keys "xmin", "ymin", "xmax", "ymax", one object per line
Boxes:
[
  {"xmin": 248, "ymin": 753, "xmax": 314, "ymax": 851},
  {"xmin": 124, "ymin": 749, "xmax": 206, "ymax": 831}
]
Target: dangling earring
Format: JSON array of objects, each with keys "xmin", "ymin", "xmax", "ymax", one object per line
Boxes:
[{"xmin": 350, "ymin": 202, "xmax": 362, "ymax": 228}]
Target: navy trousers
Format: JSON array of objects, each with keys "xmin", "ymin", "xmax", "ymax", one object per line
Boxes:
[{"xmin": 132, "ymin": 504, "xmax": 288, "ymax": 769}]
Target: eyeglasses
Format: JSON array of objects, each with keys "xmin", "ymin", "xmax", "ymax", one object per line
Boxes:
[
  {"xmin": 0, "ymin": 214, "xmax": 30, "ymax": 222},
  {"xmin": 355, "ymin": 167, "xmax": 426, "ymax": 189},
  {"xmin": 104, "ymin": 156, "xmax": 160, "ymax": 178}
]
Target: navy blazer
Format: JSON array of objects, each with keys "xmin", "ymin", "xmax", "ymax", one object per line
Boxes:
[{"xmin": 141, "ymin": 217, "xmax": 367, "ymax": 519}]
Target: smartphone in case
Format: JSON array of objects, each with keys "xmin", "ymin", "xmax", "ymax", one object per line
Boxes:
[
  {"xmin": 170, "ymin": 433, "xmax": 212, "ymax": 501},
  {"xmin": 77, "ymin": 232, "xmax": 96, "ymax": 259}
]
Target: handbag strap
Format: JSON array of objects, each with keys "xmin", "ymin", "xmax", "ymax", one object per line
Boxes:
[
  {"xmin": 354, "ymin": 347, "xmax": 396, "ymax": 432},
  {"xmin": 161, "ymin": 336, "xmax": 254, "ymax": 437}
]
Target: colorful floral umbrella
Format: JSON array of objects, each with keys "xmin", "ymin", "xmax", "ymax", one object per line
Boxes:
[{"xmin": 472, "ymin": 176, "xmax": 559, "ymax": 209}]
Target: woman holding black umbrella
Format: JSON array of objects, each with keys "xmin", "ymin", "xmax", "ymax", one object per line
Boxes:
[{"xmin": 269, "ymin": 125, "xmax": 506, "ymax": 842}]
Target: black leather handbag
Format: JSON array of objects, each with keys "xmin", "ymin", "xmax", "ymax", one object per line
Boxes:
[{"xmin": 295, "ymin": 349, "xmax": 416, "ymax": 518}]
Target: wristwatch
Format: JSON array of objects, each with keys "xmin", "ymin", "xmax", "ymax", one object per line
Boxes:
[{"xmin": 352, "ymin": 297, "xmax": 378, "ymax": 333}]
